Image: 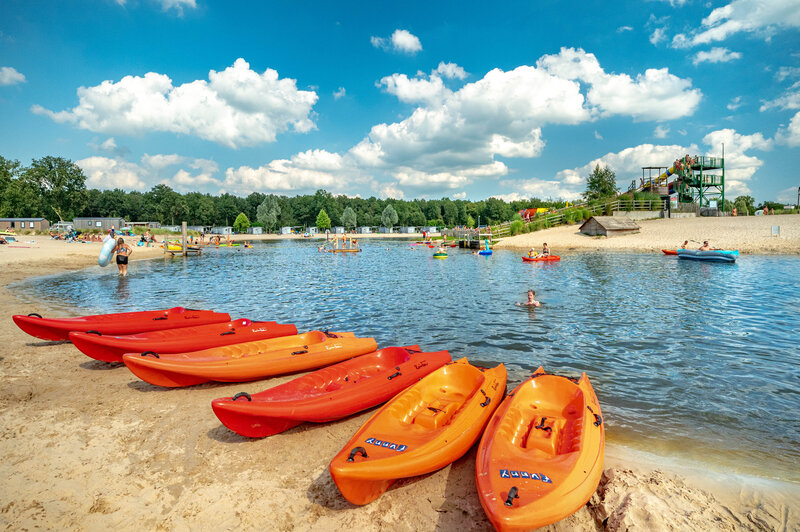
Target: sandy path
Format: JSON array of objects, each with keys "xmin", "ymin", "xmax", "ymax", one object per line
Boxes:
[{"xmin": 1, "ymin": 241, "xmax": 797, "ymax": 531}]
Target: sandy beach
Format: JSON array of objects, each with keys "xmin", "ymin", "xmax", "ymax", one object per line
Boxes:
[
  {"xmin": 1, "ymin": 233, "xmax": 798, "ymax": 531},
  {"xmin": 494, "ymin": 214, "xmax": 800, "ymax": 254}
]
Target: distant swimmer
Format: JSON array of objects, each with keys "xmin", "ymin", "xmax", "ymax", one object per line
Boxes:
[{"xmin": 516, "ymin": 289, "xmax": 541, "ymax": 307}]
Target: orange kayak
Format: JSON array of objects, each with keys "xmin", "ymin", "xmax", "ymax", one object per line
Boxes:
[
  {"xmin": 662, "ymin": 249, "xmax": 677, "ymax": 255},
  {"xmin": 121, "ymin": 331, "xmax": 377, "ymax": 388},
  {"xmin": 522, "ymin": 255, "xmax": 560, "ymax": 262},
  {"xmin": 329, "ymin": 358, "xmax": 506, "ymax": 505},
  {"xmin": 12, "ymin": 307, "xmax": 231, "ymax": 342},
  {"xmin": 476, "ymin": 367, "xmax": 604, "ymax": 531},
  {"xmin": 211, "ymin": 345, "xmax": 452, "ymax": 437}
]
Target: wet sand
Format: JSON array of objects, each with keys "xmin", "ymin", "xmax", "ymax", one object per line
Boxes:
[{"xmin": 1, "ymin": 238, "xmax": 798, "ymax": 530}]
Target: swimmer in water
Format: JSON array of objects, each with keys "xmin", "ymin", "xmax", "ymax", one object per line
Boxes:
[{"xmin": 516, "ymin": 289, "xmax": 541, "ymax": 307}]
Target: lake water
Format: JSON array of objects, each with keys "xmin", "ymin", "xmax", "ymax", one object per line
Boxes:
[{"xmin": 12, "ymin": 240, "xmax": 800, "ymax": 483}]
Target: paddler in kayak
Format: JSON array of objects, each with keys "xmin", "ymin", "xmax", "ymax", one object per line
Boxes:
[
  {"xmin": 699, "ymin": 241, "xmax": 712, "ymax": 251},
  {"xmin": 542, "ymin": 243, "xmax": 550, "ymax": 257},
  {"xmin": 516, "ymin": 289, "xmax": 541, "ymax": 307},
  {"xmin": 527, "ymin": 248, "xmax": 538, "ymax": 258}
]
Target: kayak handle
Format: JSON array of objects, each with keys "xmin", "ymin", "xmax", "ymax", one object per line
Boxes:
[
  {"xmin": 588, "ymin": 406, "xmax": 602, "ymax": 426},
  {"xmin": 505, "ymin": 486, "xmax": 519, "ymax": 507},
  {"xmin": 535, "ymin": 417, "xmax": 552, "ymax": 433},
  {"xmin": 404, "ymin": 347, "xmax": 421, "ymax": 354},
  {"xmin": 387, "ymin": 372, "xmax": 401, "ymax": 380},
  {"xmin": 480, "ymin": 389, "xmax": 491, "ymax": 407},
  {"xmin": 291, "ymin": 349, "xmax": 308, "ymax": 355},
  {"xmin": 232, "ymin": 392, "xmax": 252, "ymax": 402},
  {"xmin": 346, "ymin": 446, "xmax": 368, "ymax": 462},
  {"xmin": 27, "ymin": 313, "xmax": 43, "ymax": 318},
  {"xmin": 86, "ymin": 330, "xmax": 102, "ymax": 336},
  {"xmin": 322, "ymin": 330, "xmax": 339, "ymax": 338},
  {"xmin": 141, "ymin": 351, "xmax": 160, "ymax": 358},
  {"xmin": 220, "ymin": 331, "xmax": 236, "ymax": 336},
  {"xmin": 152, "ymin": 316, "xmax": 168, "ymax": 321}
]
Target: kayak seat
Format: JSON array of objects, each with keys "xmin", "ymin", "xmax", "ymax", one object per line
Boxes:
[{"xmin": 413, "ymin": 399, "xmax": 459, "ymax": 430}]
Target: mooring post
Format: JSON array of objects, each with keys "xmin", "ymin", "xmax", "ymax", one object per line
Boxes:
[{"xmin": 182, "ymin": 221, "xmax": 187, "ymax": 256}]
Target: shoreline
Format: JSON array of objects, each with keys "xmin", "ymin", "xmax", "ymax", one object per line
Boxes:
[
  {"xmin": 1, "ymin": 243, "xmax": 798, "ymax": 530},
  {"xmin": 494, "ymin": 214, "xmax": 800, "ymax": 255}
]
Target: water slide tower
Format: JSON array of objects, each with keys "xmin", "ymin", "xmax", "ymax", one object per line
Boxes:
[{"xmin": 637, "ymin": 153, "xmax": 726, "ymax": 211}]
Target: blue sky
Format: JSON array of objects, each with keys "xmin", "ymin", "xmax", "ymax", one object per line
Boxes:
[{"xmin": 1, "ymin": 0, "xmax": 799, "ymax": 204}]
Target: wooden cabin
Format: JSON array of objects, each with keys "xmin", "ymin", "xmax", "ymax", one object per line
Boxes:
[{"xmin": 579, "ymin": 216, "xmax": 640, "ymax": 237}]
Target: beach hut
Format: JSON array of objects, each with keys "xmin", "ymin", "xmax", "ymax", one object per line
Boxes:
[
  {"xmin": 246, "ymin": 226, "xmax": 263, "ymax": 235},
  {"xmin": 333, "ymin": 226, "xmax": 345, "ymax": 234},
  {"xmin": 280, "ymin": 226, "xmax": 292, "ymax": 235},
  {"xmin": 398, "ymin": 226, "xmax": 417, "ymax": 233},
  {"xmin": 379, "ymin": 226, "xmax": 393, "ymax": 234},
  {"xmin": 210, "ymin": 226, "xmax": 233, "ymax": 235},
  {"xmin": 0, "ymin": 217, "xmax": 50, "ymax": 232},
  {"xmin": 129, "ymin": 221, "xmax": 161, "ymax": 229},
  {"xmin": 357, "ymin": 226, "xmax": 372, "ymax": 234},
  {"xmin": 579, "ymin": 216, "xmax": 640, "ymax": 237},
  {"xmin": 73, "ymin": 217, "xmax": 125, "ymax": 232}
]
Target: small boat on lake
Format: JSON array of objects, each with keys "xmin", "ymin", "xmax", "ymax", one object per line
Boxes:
[
  {"xmin": 522, "ymin": 255, "xmax": 560, "ymax": 262},
  {"xmin": 676, "ymin": 249, "xmax": 738, "ymax": 263},
  {"xmin": 433, "ymin": 252, "xmax": 448, "ymax": 259},
  {"xmin": 661, "ymin": 249, "xmax": 677, "ymax": 255}
]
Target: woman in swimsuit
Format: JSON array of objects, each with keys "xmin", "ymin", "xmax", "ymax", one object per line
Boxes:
[{"xmin": 113, "ymin": 237, "xmax": 133, "ymax": 276}]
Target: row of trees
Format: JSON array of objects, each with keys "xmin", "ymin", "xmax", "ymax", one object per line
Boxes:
[{"xmin": 1, "ymin": 155, "xmax": 570, "ymax": 228}]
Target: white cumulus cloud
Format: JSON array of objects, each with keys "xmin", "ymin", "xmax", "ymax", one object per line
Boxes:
[
  {"xmin": 536, "ymin": 47, "xmax": 702, "ymax": 120},
  {"xmin": 77, "ymin": 156, "xmax": 148, "ymax": 190},
  {"xmin": 672, "ymin": 0, "xmax": 800, "ymax": 48},
  {"xmin": 692, "ymin": 47, "xmax": 742, "ymax": 65},
  {"xmin": 31, "ymin": 58, "xmax": 318, "ymax": 148},
  {"xmin": 702, "ymin": 128, "xmax": 772, "ymax": 194},
  {"xmin": 0, "ymin": 66, "xmax": 26, "ymax": 86},
  {"xmin": 371, "ymin": 29, "xmax": 423, "ymax": 54},
  {"xmin": 223, "ymin": 149, "xmax": 366, "ymax": 194}
]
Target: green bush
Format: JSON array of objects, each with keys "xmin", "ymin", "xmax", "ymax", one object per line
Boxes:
[
  {"xmin": 510, "ymin": 220, "xmax": 524, "ymax": 235},
  {"xmin": 564, "ymin": 210, "xmax": 577, "ymax": 224},
  {"xmin": 619, "ymin": 194, "xmax": 634, "ymax": 211}
]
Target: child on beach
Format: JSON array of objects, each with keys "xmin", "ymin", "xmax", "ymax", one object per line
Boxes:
[
  {"xmin": 516, "ymin": 289, "xmax": 541, "ymax": 307},
  {"xmin": 113, "ymin": 237, "xmax": 133, "ymax": 276}
]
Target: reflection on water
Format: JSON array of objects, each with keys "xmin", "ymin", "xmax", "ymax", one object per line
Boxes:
[{"xmin": 12, "ymin": 241, "xmax": 800, "ymax": 482}]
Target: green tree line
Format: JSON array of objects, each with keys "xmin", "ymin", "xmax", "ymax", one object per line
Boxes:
[{"xmin": 0, "ymin": 155, "xmax": 570, "ymax": 228}]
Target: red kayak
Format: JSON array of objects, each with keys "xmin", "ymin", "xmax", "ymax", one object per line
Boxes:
[
  {"xmin": 662, "ymin": 250, "xmax": 677, "ymax": 255},
  {"xmin": 522, "ymin": 255, "xmax": 560, "ymax": 262},
  {"xmin": 211, "ymin": 345, "xmax": 452, "ymax": 438},
  {"xmin": 12, "ymin": 307, "xmax": 231, "ymax": 342},
  {"xmin": 68, "ymin": 319, "xmax": 298, "ymax": 363}
]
